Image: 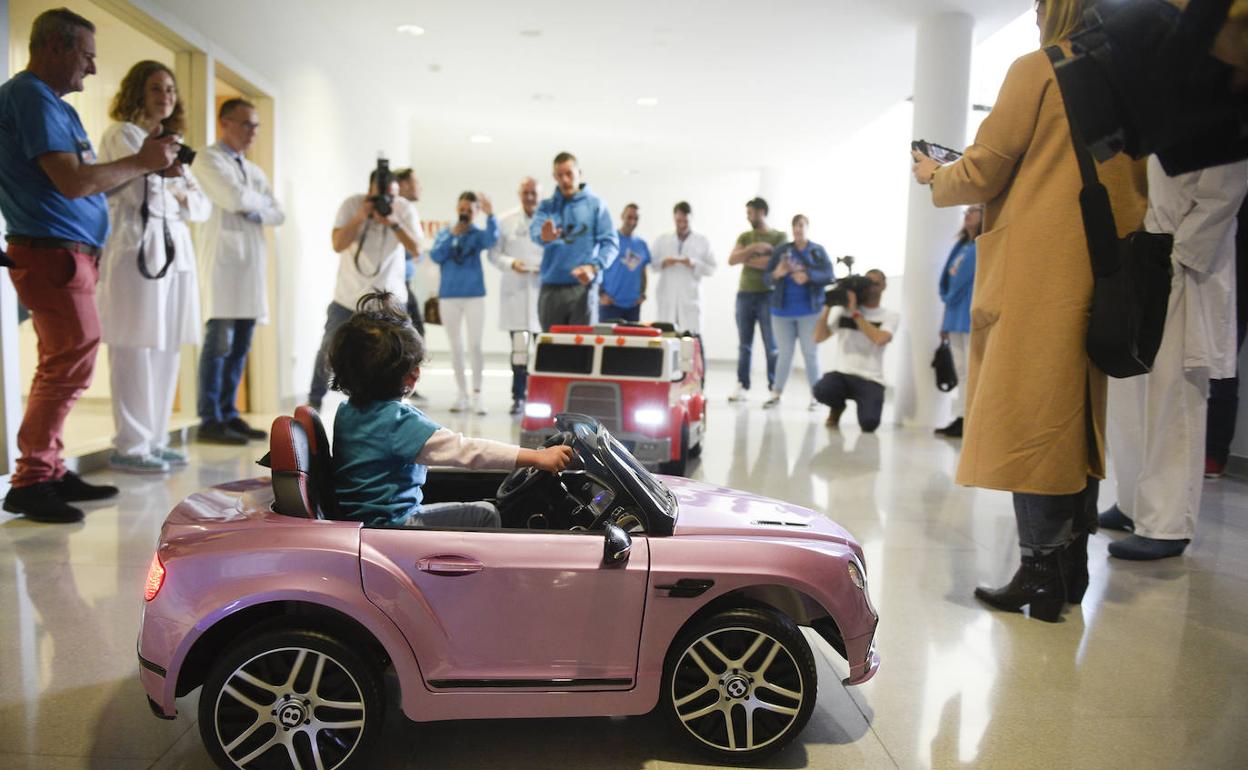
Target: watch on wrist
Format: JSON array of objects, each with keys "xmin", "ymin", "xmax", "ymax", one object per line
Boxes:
[{"xmin": 390, "ymin": 223, "xmax": 401, "ymax": 232}]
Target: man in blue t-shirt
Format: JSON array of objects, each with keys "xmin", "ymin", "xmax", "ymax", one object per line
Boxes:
[
  {"xmin": 530, "ymin": 151, "xmax": 619, "ymax": 328},
  {"xmin": 600, "ymin": 203, "xmax": 650, "ymax": 323},
  {"xmin": 0, "ymin": 9, "xmax": 179, "ymax": 524}
]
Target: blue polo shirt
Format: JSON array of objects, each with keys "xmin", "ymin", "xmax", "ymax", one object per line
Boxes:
[
  {"xmin": 333, "ymin": 399, "xmax": 441, "ymax": 526},
  {"xmin": 0, "ymin": 72, "xmax": 108, "ymax": 246},
  {"xmin": 601, "ymin": 233, "xmax": 650, "ymax": 308}
]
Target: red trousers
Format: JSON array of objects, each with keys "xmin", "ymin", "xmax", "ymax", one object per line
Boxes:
[{"xmin": 6, "ymin": 244, "xmax": 101, "ymax": 486}]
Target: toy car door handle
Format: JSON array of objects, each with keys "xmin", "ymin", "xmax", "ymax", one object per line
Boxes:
[{"xmin": 416, "ymin": 556, "xmax": 484, "ymax": 576}]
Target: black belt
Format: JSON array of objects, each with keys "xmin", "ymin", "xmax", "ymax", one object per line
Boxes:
[{"xmin": 5, "ymin": 235, "xmax": 102, "ymax": 258}]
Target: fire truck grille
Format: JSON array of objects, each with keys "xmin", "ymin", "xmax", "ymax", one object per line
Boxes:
[{"xmin": 565, "ymin": 382, "xmax": 622, "ymax": 433}]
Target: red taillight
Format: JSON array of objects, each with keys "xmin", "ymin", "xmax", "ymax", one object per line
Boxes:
[{"xmin": 144, "ymin": 553, "xmax": 165, "ymax": 602}]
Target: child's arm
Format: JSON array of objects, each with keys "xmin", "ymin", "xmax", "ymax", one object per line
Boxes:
[{"xmin": 415, "ymin": 429, "xmax": 572, "ymax": 472}]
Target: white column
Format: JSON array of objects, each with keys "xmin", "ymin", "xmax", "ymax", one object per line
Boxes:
[
  {"xmin": 895, "ymin": 12, "xmax": 974, "ymax": 427},
  {"xmin": 0, "ymin": 0, "xmax": 20, "ymax": 479}
]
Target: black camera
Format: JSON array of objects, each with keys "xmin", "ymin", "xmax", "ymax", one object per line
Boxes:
[
  {"xmin": 157, "ymin": 130, "xmax": 195, "ymax": 166},
  {"xmin": 368, "ymin": 157, "xmax": 395, "ymax": 217},
  {"xmin": 1056, "ymin": 0, "xmax": 1247, "ymax": 175},
  {"xmin": 825, "ymin": 274, "xmax": 876, "ymax": 308}
]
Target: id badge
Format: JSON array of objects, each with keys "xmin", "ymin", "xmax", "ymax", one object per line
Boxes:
[{"xmin": 77, "ymin": 139, "xmax": 96, "ymax": 165}]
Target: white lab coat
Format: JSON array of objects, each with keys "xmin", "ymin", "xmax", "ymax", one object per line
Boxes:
[
  {"xmin": 487, "ymin": 207, "xmax": 543, "ymax": 332},
  {"xmin": 651, "ymin": 230, "xmax": 716, "ymax": 334},
  {"xmin": 1107, "ymin": 157, "xmax": 1248, "ymax": 540},
  {"xmin": 97, "ymin": 122, "xmax": 210, "ymax": 349},
  {"xmin": 195, "ymin": 142, "xmax": 284, "ymax": 322}
]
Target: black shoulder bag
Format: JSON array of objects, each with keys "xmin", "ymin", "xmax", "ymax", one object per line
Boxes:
[{"xmin": 1045, "ymin": 45, "xmax": 1173, "ymax": 378}]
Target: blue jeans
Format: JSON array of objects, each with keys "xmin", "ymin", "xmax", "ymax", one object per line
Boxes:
[
  {"xmin": 197, "ymin": 319, "xmax": 256, "ymax": 424},
  {"xmin": 308, "ymin": 302, "xmax": 355, "ymax": 406},
  {"xmin": 599, "ymin": 304, "xmax": 640, "ymax": 323},
  {"xmin": 813, "ymin": 371, "xmax": 885, "ymax": 432},
  {"xmin": 771, "ymin": 313, "xmax": 821, "ymax": 394},
  {"xmin": 1013, "ymin": 478, "xmax": 1099, "ymax": 554},
  {"xmin": 402, "ymin": 501, "xmax": 501, "ymax": 528},
  {"xmin": 735, "ymin": 292, "xmax": 777, "ymax": 390}
]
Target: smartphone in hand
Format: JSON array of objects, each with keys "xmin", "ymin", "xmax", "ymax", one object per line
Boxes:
[{"xmin": 912, "ymin": 140, "xmax": 963, "ymax": 164}]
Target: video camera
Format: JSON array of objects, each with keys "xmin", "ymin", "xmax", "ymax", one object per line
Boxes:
[
  {"xmin": 1055, "ymin": 0, "xmax": 1246, "ymax": 175},
  {"xmin": 368, "ymin": 157, "xmax": 395, "ymax": 217},
  {"xmin": 825, "ymin": 274, "xmax": 877, "ymax": 308}
]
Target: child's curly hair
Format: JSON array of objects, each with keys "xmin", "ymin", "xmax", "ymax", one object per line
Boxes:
[{"xmin": 328, "ymin": 292, "xmax": 426, "ymax": 403}]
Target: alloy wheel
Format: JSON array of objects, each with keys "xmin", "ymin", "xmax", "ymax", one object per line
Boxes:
[
  {"xmin": 669, "ymin": 626, "xmax": 806, "ymax": 753},
  {"xmin": 212, "ymin": 646, "xmax": 367, "ymax": 769}
]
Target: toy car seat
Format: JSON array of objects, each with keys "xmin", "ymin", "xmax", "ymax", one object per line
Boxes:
[
  {"xmin": 268, "ymin": 415, "xmax": 337, "ymax": 520},
  {"xmin": 294, "ymin": 405, "xmax": 340, "ymax": 519}
]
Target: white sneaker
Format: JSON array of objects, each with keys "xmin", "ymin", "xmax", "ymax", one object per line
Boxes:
[
  {"xmin": 471, "ymin": 392, "xmax": 487, "ymax": 416},
  {"xmin": 154, "ymin": 447, "xmax": 189, "ymax": 466},
  {"xmin": 450, "ymin": 396, "xmax": 469, "ymax": 413},
  {"xmin": 109, "ymin": 451, "xmax": 170, "ymax": 474},
  {"xmin": 762, "ymin": 390, "xmax": 782, "ymax": 409},
  {"xmin": 728, "ymin": 385, "xmax": 747, "ymax": 402}
]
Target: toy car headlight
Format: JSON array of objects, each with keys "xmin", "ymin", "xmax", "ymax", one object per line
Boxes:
[
  {"xmin": 525, "ymin": 403, "xmax": 553, "ymax": 419},
  {"xmin": 847, "ymin": 559, "xmax": 866, "ymax": 590},
  {"xmin": 635, "ymin": 408, "xmax": 666, "ymax": 427}
]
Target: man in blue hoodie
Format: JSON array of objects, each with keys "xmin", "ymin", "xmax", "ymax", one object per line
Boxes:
[{"xmin": 530, "ymin": 152, "xmax": 619, "ymax": 328}]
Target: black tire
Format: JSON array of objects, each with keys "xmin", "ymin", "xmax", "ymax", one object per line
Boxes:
[
  {"xmin": 688, "ymin": 413, "xmax": 704, "ymax": 459},
  {"xmin": 198, "ymin": 628, "xmax": 384, "ymax": 770},
  {"xmin": 662, "ymin": 607, "xmax": 817, "ymax": 764},
  {"xmin": 660, "ymin": 422, "xmax": 690, "ymax": 476}
]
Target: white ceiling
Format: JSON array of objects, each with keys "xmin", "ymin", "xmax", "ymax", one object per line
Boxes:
[{"xmin": 150, "ymin": 0, "xmax": 1030, "ymax": 171}]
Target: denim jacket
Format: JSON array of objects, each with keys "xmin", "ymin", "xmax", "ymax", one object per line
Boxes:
[{"xmin": 762, "ymin": 241, "xmax": 835, "ymax": 314}]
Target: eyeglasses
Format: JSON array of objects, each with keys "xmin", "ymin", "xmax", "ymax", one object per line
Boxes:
[{"xmin": 223, "ymin": 117, "xmax": 261, "ymax": 131}]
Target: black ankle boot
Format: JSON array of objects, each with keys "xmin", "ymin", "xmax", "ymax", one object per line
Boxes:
[
  {"xmin": 974, "ymin": 551, "xmax": 1066, "ymax": 622},
  {"xmin": 1063, "ymin": 533, "xmax": 1089, "ymax": 604}
]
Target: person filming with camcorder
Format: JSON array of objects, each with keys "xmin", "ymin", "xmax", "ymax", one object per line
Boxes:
[
  {"xmin": 812, "ymin": 267, "xmax": 898, "ymax": 433},
  {"xmin": 307, "ymin": 157, "xmax": 422, "ymax": 411}
]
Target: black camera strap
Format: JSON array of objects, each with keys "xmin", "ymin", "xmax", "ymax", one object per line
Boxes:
[
  {"xmin": 1045, "ymin": 45, "xmax": 1121, "ymax": 278},
  {"xmin": 352, "ymin": 220, "xmax": 385, "ymax": 278},
  {"xmin": 137, "ymin": 175, "xmax": 177, "ymax": 280}
]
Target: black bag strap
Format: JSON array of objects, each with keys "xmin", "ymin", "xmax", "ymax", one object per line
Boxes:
[
  {"xmin": 137, "ymin": 175, "xmax": 176, "ymax": 280},
  {"xmin": 1044, "ymin": 45, "xmax": 1121, "ymax": 277}
]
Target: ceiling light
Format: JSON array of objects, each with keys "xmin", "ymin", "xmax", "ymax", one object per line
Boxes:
[
  {"xmin": 397, "ymin": 24, "xmax": 425, "ymax": 36},
  {"xmin": 470, "ymin": 135, "xmax": 493, "ymax": 144},
  {"xmin": 636, "ymin": 97, "xmax": 659, "ymax": 107},
  {"xmin": 520, "ymin": 29, "xmax": 543, "ymax": 38}
]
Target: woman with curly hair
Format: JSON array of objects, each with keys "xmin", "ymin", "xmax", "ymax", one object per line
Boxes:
[{"xmin": 98, "ymin": 60, "xmax": 209, "ymax": 473}]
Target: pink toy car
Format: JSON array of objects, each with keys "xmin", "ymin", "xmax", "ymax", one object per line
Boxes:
[{"xmin": 138, "ymin": 411, "xmax": 878, "ymax": 768}]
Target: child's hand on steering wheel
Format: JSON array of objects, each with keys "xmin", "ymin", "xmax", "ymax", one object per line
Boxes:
[{"xmin": 532, "ymin": 445, "xmax": 573, "ymax": 473}]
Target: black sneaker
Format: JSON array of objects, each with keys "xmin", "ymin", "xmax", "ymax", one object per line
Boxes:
[
  {"xmin": 509, "ymin": 399, "xmax": 524, "ymax": 416},
  {"xmin": 935, "ymin": 417, "xmax": 964, "ymax": 438},
  {"xmin": 54, "ymin": 470, "xmax": 119, "ymax": 502},
  {"xmin": 3, "ymin": 482, "xmax": 84, "ymax": 523},
  {"xmin": 227, "ymin": 417, "xmax": 268, "ymax": 441},
  {"xmin": 198, "ymin": 422, "xmax": 249, "ymax": 446}
]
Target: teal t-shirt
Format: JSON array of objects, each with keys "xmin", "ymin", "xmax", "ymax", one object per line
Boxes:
[{"xmin": 332, "ymin": 399, "xmax": 440, "ymax": 526}]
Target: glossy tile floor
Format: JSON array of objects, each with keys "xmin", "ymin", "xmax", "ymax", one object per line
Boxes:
[{"xmin": 2, "ymin": 361, "xmax": 1246, "ymax": 769}]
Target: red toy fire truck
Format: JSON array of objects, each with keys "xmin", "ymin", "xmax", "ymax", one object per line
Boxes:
[{"xmin": 520, "ymin": 324, "xmax": 706, "ymax": 475}]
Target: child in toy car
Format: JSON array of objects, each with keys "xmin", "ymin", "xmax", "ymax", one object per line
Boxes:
[{"xmin": 326, "ymin": 292, "xmax": 571, "ymax": 527}]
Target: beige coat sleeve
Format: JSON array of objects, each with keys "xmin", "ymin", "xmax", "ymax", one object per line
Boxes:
[{"xmin": 931, "ymin": 53, "xmax": 1048, "ymax": 208}]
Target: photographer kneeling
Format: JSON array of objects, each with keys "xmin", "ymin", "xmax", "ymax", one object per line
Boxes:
[{"xmin": 812, "ymin": 270, "xmax": 897, "ymax": 432}]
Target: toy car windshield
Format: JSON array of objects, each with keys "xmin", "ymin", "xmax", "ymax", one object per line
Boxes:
[{"xmin": 557, "ymin": 413, "xmax": 678, "ymax": 533}]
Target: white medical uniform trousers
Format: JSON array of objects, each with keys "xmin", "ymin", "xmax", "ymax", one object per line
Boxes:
[
  {"xmin": 948, "ymin": 332, "xmax": 970, "ymax": 419},
  {"xmin": 1106, "ymin": 274, "xmax": 1208, "ymax": 541},
  {"xmin": 440, "ymin": 297, "xmax": 486, "ymax": 398},
  {"xmin": 110, "ymin": 346, "xmax": 181, "ymax": 457}
]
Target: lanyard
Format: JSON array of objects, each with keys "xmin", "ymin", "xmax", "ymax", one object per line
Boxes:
[{"xmin": 137, "ymin": 175, "xmax": 176, "ymax": 280}]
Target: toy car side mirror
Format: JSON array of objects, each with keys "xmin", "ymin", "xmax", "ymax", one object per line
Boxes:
[{"xmin": 603, "ymin": 523, "xmax": 632, "ymax": 566}]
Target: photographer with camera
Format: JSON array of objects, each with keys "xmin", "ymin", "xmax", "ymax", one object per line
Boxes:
[
  {"xmin": 430, "ymin": 191, "xmax": 499, "ymax": 415},
  {"xmin": 306, "ymin": 160, "xmax": 421, "ymax": 412},
  {"xmin": 812, "ymin": 270, "xmax": 897, "ymax": 433},
  {"xmin": 195, "ymin": 98, "xmax": 285, "ymax": 444},
  {"xmin": 97, "ymin": 60, "xmax": 209, "ymax": 473}
]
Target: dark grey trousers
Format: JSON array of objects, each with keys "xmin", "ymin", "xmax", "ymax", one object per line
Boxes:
[
  {"xmin": 539, "ymin": 283, "xmax": 594, "ymax": 330},
  {"xmin": 1012, "ymin": 477, "xmax": 1100, "ymax": 555}
]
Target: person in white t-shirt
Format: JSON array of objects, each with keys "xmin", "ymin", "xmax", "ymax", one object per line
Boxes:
[
  {"xmin": 812, "ymin": 270, "xmax": 898, "ymax": 433},
  {"xmin": 307, "ymin": 167, "xmax": 421, "ymax": 410}
]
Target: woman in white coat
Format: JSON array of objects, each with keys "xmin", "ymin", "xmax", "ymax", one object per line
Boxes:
[
  {"xmin": 652, "ymin": 201, "xmax": 716, "ymax": 335},
  {"xmin": 98, "ymin": 61, "xmax": 210, "ymax": 473}
]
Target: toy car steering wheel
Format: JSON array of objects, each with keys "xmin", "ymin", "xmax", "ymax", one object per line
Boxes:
[{"xmin": 495, "ymin": 432, "xmax": 575, "ymax": 510}]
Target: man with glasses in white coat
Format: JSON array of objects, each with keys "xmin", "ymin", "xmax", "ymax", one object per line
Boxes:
[
  {"xmin": 195, "ymin": 98, "xmax": 284, "ymax": 444},
  {"xmin": 652, "ymin": 200, "xmax": 716, "ymax": 335},
  {"xmin": 489, "ymin": 177, "xmax": 544, "ymax": 415}
]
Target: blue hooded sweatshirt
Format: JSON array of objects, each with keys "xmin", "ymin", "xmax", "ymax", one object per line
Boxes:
[
  {"xmin": 939, "ymin": 239, "xmax": 976, "ymax": 333},
  {"xmin": 430, "ymin": 215, "xmax": 500, "ymax": 298},
  {"xmin": 529, "ymin": 184, "xmax": 619, "ymax": 285}
]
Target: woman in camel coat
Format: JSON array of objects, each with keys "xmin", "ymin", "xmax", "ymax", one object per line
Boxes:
[{"xmin": 913, "ymin": 0, "xmax": 1148, "ymax": 622}]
